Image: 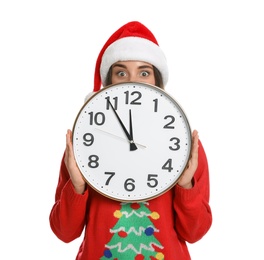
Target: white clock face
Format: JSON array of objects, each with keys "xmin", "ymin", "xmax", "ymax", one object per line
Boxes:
[{"xmin": 72, "ymin": 82, "xmax": 192, "ymax": 202}]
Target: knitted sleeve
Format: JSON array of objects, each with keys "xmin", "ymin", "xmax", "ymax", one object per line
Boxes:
[
  {"xmin": 173, "ymin": 140, "xmax": 212, "ymax": 243},
  {"xmin": 49, "ymin": 152, "xmax": 89, "ymax": 243}
]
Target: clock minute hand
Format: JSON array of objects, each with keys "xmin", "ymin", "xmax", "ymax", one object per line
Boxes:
[{"xmin": 108, "ymin": 100, "xmax": 138, "ymax": 151}]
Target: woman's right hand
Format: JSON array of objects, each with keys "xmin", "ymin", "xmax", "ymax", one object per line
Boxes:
[{"xmin": 64, "ymin": 129, "xmax": 86, "ymax": 194}]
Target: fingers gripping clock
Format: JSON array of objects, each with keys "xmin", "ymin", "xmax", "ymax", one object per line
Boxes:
[{"xmin": 72, "ymin": 82, "xmax": 192, "ymax": 202}]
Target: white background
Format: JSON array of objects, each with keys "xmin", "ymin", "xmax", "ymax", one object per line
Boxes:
[{"xmin": 1, "ymin": 1, "xmax": 263, "ymax": 259}]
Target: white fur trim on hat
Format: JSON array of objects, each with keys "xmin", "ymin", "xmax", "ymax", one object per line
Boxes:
[
  {"xmin": 84, "ymin": 91, "xmax": 96, "ymax": 103},
  {"xmin": 100, "ymin": 37, "xmax": 168, "ymax": 86}
]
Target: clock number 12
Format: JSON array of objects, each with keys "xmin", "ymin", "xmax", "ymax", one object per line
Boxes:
[{"xmin": 124, "ymin": 91, "xmax": 142, "ymax": 105}]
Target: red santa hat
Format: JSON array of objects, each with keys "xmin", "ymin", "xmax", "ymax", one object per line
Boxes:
[{"xmin": 93, "ymin": 21, "xmax": 169, "ymax": 92}]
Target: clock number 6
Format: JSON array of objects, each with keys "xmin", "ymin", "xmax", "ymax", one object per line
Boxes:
[
  {"xmin": 124, "ymin": 178, "xmax": 136, "ymax": 192},
  {"xmin": 104, "ymin": 175, "xmax": 136, "ymax": 191}
]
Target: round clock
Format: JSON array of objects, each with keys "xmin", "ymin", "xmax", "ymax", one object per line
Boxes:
[{"xmin": 72, "ymin": 82, "xmax": 192, "ymax": 202}]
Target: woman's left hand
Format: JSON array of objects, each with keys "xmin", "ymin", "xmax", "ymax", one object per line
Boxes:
[{"xmin": 177, "ymin": 130, "xmax": 199, "ymax": 189}]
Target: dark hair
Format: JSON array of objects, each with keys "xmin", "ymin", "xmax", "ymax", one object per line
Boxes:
[
  {"xmin": 153, "ymin": 66, "xmax": 164, "ymax": 89},
  {"xmin": 105, "ymin": 65, "xmax": 164, "ymax": 89}
]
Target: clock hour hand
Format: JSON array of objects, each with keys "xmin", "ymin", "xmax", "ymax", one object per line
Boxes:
[
  {"xmin": 129, "ymin": 109, "xmax": 136, "ymax": 151},
  {"xmin": 108, "ymin": 100, "xmax": 138, "ymax": 151}
]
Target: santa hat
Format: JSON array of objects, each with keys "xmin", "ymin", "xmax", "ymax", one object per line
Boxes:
[{"xmin": 93, "ymin": 21, "xmax": 169, "ymax": 92}]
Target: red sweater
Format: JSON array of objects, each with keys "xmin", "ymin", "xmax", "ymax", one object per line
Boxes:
[{"xmin": 49, "ymin": 141, "xmax": 212, "ymax": 260}]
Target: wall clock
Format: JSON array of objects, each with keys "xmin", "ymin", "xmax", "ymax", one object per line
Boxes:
[{"xmin": 72, "ymin": 82, "xmax": 192, "ymax": 202}]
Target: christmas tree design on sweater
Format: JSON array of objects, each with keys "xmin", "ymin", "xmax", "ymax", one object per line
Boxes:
[{"xmin": 101, "ymin": 202, "xmax": 164, "ymax": 260}]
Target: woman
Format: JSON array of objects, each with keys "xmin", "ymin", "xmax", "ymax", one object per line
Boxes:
[{"xmin": 49, "ymin": 21, "xmax": 212, "ymax": 260}]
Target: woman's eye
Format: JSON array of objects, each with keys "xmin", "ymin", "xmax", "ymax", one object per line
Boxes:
[
  {"xmin": 117, "ymin": 71, "xmax": 126, "ymax": 77},
  {"xmin": 140, "ymin": 71, "xmax": 150, "ymax": 77}
]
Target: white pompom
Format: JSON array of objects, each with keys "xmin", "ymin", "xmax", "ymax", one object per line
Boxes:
[{"xmin": 84, "ymin": 92, "xmax": 96, "ymax": 103}]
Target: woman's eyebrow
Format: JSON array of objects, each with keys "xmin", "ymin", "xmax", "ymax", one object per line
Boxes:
[
  {"xmin": 138, "ymin": 65, "xmax": 153, "ymax": 70},
  {"xmin": 112, "ymin": 63, "xmax": 153, "ymax": 70},
  {"xmin": 112, "ymin": 63, "xmax": 127, "ymax": 69}
]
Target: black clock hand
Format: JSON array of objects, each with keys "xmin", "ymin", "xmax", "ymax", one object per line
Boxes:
[
  {"xmin": 129, "ymin": 109, "xmax": 137, "ymax": 151},
  {"xmin": 108, "ymin": 100, "xmax": 137, "ymax": 151}
]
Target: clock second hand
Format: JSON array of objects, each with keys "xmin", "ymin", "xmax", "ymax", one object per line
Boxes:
[{"xmin": 94, "ymin": 128, "xmax": 146, "ymax": 149}]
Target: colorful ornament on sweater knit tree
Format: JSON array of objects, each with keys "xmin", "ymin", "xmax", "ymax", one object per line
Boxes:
[{"xmin": 100, "ymin": 202, "xmax": 164, "ymax": 259}]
